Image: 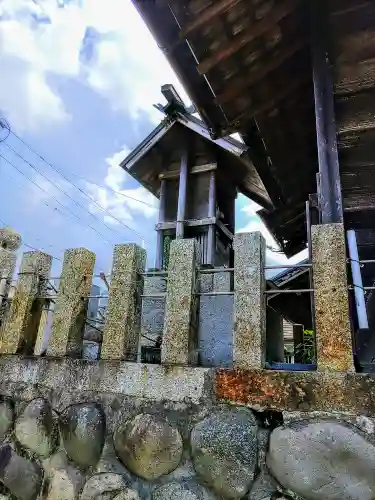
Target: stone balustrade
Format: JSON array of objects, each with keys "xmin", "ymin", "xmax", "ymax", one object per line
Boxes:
[{"xmin": 0, "ymin": 226, "xmax": 356, "ymax": 373}]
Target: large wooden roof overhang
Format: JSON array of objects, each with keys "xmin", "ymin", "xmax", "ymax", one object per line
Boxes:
[{"xmin": 132, "ymin": 0, "xmax": 375, "ymax": 257}]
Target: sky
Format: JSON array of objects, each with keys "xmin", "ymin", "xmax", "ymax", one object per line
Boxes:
[{"xmin": 0, "ymin": 0, "xmax": 307, "ymax": 281}]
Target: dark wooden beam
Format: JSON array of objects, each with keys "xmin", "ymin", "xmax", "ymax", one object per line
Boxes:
[
  {"xmin": 334, "ymin": 58, "xmax": 375, "ymax": 96},
  {"xmin": 311, "ymin": 0, "xmax": 343, "ymax": 223},
  {"xmin": 216, "ymin": 39, "xmax": 307, "ymax": 105},
  {"xmin": 242, "ymin": 121, "xmax": 285, "ymax": 207},
  {"xmin": 197, "ymin": 0, "xmax": 299, "ymax": 75},
  {"xmin": 222, "ymin": 75, "xmax": 311, "ymax": 134},
  {"xmin": 179, "ymin": 0, "xmax": 241, "ymax": 39},
  {"xmin": 176, "ymin": 149, "xmax": 188, "ymax": 238},
  {"xmin": 336, "ymin": 90, "xmax": 375, "ymax": 135},
  {"xmin": 155, "ymin": 179, "xmax": 166, "ymax": 270}
]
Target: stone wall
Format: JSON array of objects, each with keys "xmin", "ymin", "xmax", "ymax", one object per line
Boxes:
[{"xmin": 0, "ymin": 357, "xmax": 374, "ymax": 500}]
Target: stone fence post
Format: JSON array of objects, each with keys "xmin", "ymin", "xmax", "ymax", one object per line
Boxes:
[
  {"xmin": 233, "ymin": 232, "xmax": 266, "ymax": 369},
  {"xmin": 311, "ymin": 223, "xmax": 355, "ymax": 372},
  {"xmin": 161, "ymin": 239, "xmax": 200, "ymax": 365},
  {"xmin": 101, "ymin": 244, "xmax": 146, "ymax": 361},
  {"xmin": 47, "ymin": 248, "xmax": 95, "ymax": 358},
  {"xmin": 0, "ymin": 228, "xmax": 21, "ymax": 327},
  {"xmin": 0, "ymin": 251, "xmax": 52, "ymax": 354}
]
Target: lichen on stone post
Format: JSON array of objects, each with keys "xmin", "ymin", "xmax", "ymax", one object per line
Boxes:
[
  {"xmin": 0, "ymin": 251, "xmax": 52, "ymax": 354},
  {"xmin": 47, "ymin": 248, "xmax": 95, "ymax": 358},
  {"xmin": 311, "ymin": 223, "xmax": 355, "ymax": 372},
  {"xmin": 101, "ymin": 244, "xmax": 146, "ymax": 361},
  {"xmin": 0, "ymin": 227, "xmax": 21, "ymax": 327},
  {"xmin": 161, "ymin": 239, "xmax": 200, "ymax": 366},
  {"xmin": 233, "ymin": 231, "xmax": 266, "ymax": 369}
]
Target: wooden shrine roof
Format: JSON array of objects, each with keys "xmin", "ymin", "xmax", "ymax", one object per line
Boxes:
[
  {"xmin": 120, "ymin": 106, "xmax": 272, "ymax": 209},
  {"xmin": 132, "ymin": 0, "xmax": 375, "ymax": 257}
]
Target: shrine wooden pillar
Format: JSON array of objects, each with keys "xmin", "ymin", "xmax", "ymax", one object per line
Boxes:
[
  {"xmin": 176, "ymin": 149, "xmax": 189, "ymax": 239},
  {"xmin": 155, "ymin": 179, "xmax": 166, "ymax": 270}
]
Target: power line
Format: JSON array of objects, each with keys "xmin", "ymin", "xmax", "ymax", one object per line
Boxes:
[
  {"xmin": 0, "ymin": 153, "xmax": 113, "ymax": 245},
  {"xmin": 0, "ymin": 216, "xmax": 62, "ymax": 261},
  {"xmin": 4, "ymin": 143, "xmax": 144, "ymax": 243},
  {"xmin": 9, "ymin": 129, "xmax": 157, "ymax": 209}
]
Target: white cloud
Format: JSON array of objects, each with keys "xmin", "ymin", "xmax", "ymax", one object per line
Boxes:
[
  {"xmin": 86, "ymin": 146, "xmax": 158, "ymax": 232},
  {"xmin": 0, "ymin": 0, "xmax": 190, "ymax": 132},
  {"xmin": 82, "ymin": 0, "xmax": 190, "ymax": 121}
]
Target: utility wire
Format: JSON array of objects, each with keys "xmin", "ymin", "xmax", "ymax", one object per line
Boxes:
[
  {"xmin": 4, "ymin": 140, "xmax": 148, "ymax": 242},
  {"xmin": 0, "ymin": 153, "xmax": 113, "ymax": 245},
  {"xmin": 3, "ymin": 143, "xmax": 143, "ymax": 243},
  {"xmin": 0, "ymin": 216, "xmax": 62, "ymax": 261},
  {"xmin": 9, "ymin": 129, "xmax": 157, "ymax": 209}
]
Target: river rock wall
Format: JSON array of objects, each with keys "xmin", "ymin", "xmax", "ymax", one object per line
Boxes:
[{"xmin": 0, "ymin": 358, "xmax": 374, "ymax": 500}]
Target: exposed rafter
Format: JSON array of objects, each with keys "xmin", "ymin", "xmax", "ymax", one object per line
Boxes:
[
  {"xmin": 179, "ymin": 0, "xmax": 242, "ymax": 39},
  {"xmin": 197, "ymin": 0, "xmax": 299, "ymax": 75},
  {"xmin": 216, "ymin": 39, "xmax": 307, "ymax": 105},
  {"xmin": 222, "ymin": 75, "xmax": 311, "ymax": 135}
]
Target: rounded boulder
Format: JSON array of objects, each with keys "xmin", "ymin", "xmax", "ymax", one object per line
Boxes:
[
  {"xmin": 0, "ymin": 400, "xmax": 13, "ymax": 443},
  {"xmin": 191, "ymin": 407, "xmax": 258, "ymax": 499},
  {"xmin": 60, "ymin": 403, "xmax": 105, "ymax": 468},
  {"xmin": 114, "ymin": 413, "xmax": 183, "ymax": 480},
  {"xmin": 15, "ymin": 398, "xmax": 57, "ymax": 458},
  {"xmin": 81, "ymin": 473, "xmax": 131, "ymax": 500},
  {"xmin": 152, "ymin": 481, "xmax": 217, "ymax": 500},
  {"xmin": 267, "ymin": 420, "xmax": 375, "ymax": 500}
]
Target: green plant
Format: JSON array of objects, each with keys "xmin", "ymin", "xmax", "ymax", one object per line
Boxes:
[{"xmin": 295, "ymin": 329, "xmax": 315, "ymax": 364}]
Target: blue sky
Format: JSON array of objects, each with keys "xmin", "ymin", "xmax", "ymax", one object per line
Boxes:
[{"xmin": 0, "ymin": 0, "xmax": 306, "ymax": 280}]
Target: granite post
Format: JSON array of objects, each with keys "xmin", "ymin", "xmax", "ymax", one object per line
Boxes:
[
  {"xmin": 233, "ymin": 232, "xmax": 266, "ymax": 369},
  {"xmin": 101, "ymin": 244, "xmax": 146, "ymax": 361},
  {"xmin": 47, "ymin": 248, "xmax": 95, "ymax": 358},
  {"xmin": 0, "ymin": 251, "xmax": 52, "ymax": 354},
  {"xmin": 162, "ymin": 239, "xmax": 200, "ymax": 365},
  {"xmin": 311, "ymin": 223, "xmax": 355, "ymax": 371},
  {"xmin": 0, "ymin": 228, "xmax": 21, "ymax": 327}
]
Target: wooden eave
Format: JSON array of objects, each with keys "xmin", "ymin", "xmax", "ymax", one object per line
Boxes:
[
  {"xmin": 132, "ymin": 0, "xmax": 375, "ymax": 257},
  {"xmin": 120, "ymin": 112, "xmax": 273, "ymax": 210}
]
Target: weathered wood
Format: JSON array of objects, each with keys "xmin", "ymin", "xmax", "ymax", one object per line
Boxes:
[
  {"xmin": 159, "ymin": 170, "xmax": 180, "ymax": 180},
  {"xmin": 207, "ymin": 170, "xmax": 216, "ymax": 265},
  {"xmin": 336, "ymin": 90, "xmax": 375, "ymax": 135},
  {"xmin": 176, "ymin": 149, "xmax": 188, "ymax": 239},
  {"xmin": 179, "ymin": 0, "xmax": 242, "ymax": 38},
  {"xmin": 335, "ymin": 58, "xmax": 375, "ymax": 96},
  {"xmin": 197, "ymin": 0, "xmax": 298, "ymax": 75},
  {"xmin": 159, "ymin": 162, "xmax": 217, "ymax": 180},
  {"xmin": 216, "ymin": 39, "xmax": 306, "ymax": 105},
  {"xmin": 155, "ymin": 179, "xmax": 166, "ymax": 270},
  {"xmin": 216, "ymin": 220, "xmax": 233, "ymax": 241},
  {"xmin": 191, "ymin": 163, "xmax": 217, "ymax": 174},
  {"xmin": 156, "ymin": 217, "xmax": 217, "ymax": 232},
  {"xmin": 223, "ymin": 75, "xmax": 310, "ymax": 134},
  {"xmin": 311, "ymin": 0, "xmax": 343, "ymax": 224}
]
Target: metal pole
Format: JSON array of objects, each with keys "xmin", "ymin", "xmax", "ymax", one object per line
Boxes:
[
  {"xmin": 155, "ymin": 179, "xmax": 166, "ymax": 269},
  {"xmin": 347, "ymin": 229, "xmax": 369, "ymax": 329},
  {"xmin": 176, "ymin": 149, "xmax": 188, "ymax": 239},
  {"xmin": 207, "ymin": 170, "xmax": 216, "ymax": 265}
]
